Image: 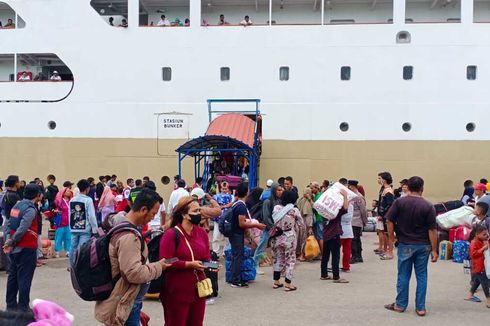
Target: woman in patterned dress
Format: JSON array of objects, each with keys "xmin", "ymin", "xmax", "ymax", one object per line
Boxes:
[{"xmin": 271, "ymin": 190, "xmax": 300, "ymax": 292}]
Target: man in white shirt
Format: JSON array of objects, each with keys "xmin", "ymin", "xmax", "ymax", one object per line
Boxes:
[
  {"xmin": 167, "ymin": 179, "xmax": 189, "ymax": 215},
  {"xmin": 50, "ymin": 71, "xmax": 61, "ymax": 81},
  {"xmin": 157, "ymin": 15, "xmax": 170, "ymax": 26},
  {"xmin": 240, "ymin": 15, "xmax": 253, "ymax": 26}
]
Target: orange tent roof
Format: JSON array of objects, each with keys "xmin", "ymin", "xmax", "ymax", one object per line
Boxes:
[{"xmin": 206, "ymin": 113, "xmax": 255, "ymax": 149}]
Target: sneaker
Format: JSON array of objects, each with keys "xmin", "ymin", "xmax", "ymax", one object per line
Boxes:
[
  {"xmin": 257, "ymin": 269, "xmax": 265, "ymax": 275},
  {"xmin": 55, "ymin": 252, "xmax": 60, "ymax": 259},
  {"xmin": 230, "ymin": 282, "xmax": 249, "ymax": 288},
  {"xmin": 206, "ymin": 298, "xmax": 217, "ymax": 305},
  {"xmin": 66, "ymin": 252, "xmax": 70, "ymax": 258},
  {"xmin": 341, "ymin": 269, "xmax": 351, "ymax": 273}
]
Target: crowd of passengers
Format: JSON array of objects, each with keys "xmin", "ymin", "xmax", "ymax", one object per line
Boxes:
[
  {"xmin": 16, "ymin": 71, "xmax": 62, "ymax": 82},
  {"xmin": 0, "ymin": 19, "xmax": 15, "ymax": 29},
  {"xmin": 107, "ymin": 14, "xmax": 254, "ymax": 27}
]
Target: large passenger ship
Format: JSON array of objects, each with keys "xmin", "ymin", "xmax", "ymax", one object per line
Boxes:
[{"xmin": 1, "ymin": 0, "xmax": 489, "ymax": 200}]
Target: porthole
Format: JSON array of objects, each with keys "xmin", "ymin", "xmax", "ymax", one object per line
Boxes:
[
  {"xmin": 402, "ymin": 122, "xmax": 411, "ymax": 132},
  {"xmin": 161, "ymin": 175, "xmax": 170, "ymax": 185},
  {"xmin": 48, "ymin": 121, "xmax": 56, "ymax": 130},
  {"xmin": 466, "ymin": 122, "xmax": 476, "ymax": 132},
  {"xmin": 396, "ymin": 31, "xmax": 411, "ymax": 44},
  {"xmin": 339, "ymin": 122, "xmax": 349, "ymax": 132}
]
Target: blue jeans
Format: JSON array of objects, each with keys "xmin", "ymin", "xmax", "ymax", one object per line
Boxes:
[
  {"xmin": 125, "ymin": 283, "xmax": 150, "ymax": 326},
  {"xmin": 396, "ymin": 244, "xmax": 431, "ymax": 311},
  {"xmin": 54, "ymin": 226, "xmax": 71, "ymax": 253},
  {"xmin": 6, "ymin": 248, "xmax": 37, "ymax": 311},
  {"xmin": 253, "ymin": 230, "xmax": 270, "ymax": 267},
  {"xmin": 69, "ymin": 232, "xmax": 91, "ymax": 266}
]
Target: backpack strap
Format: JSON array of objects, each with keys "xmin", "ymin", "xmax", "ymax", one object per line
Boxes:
[{"xmin": 109, "ymin": 222, "xmax": 145, "ymax": 262}]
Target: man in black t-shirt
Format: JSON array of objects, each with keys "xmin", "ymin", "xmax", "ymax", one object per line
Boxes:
[
  {"xmin": 229, "ymin": 183, "xmax": 265, "ymax": 288},
  {"xmin": 384, "ymin": 176, "xmax": 438, "ymax": 317},
  {"xmin": 1, "ymin": 175, "xmax": 21, "ymax": 230}
]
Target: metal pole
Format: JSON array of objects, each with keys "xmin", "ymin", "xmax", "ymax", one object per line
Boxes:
[
  {"xmin": 321, "ymin": 0, "xmax": 324, "ymax": 25},
  {"xmin": 13, "ymin": 53, "xmax": 17, "ymax": 83},
  {"xmin": 269, "ymin": 0, "xmax": 272, "ymax": 26}
]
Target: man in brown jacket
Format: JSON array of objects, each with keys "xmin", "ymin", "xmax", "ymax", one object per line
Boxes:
[{"xmin": 95, "ymin": 188, "xmax": 170, "ymax": 326}]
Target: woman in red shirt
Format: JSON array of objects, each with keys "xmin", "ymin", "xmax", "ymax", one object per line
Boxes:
[{"xmin": 159, "ymin": 196, "xmax": 210, "ymax": 325}]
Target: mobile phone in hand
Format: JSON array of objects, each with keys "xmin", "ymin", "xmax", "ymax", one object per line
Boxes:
[
  {"xmin": 203, "ymin": 261, "xmax": 219, "ymax": 269},
  {"xmin": 164, "ymin": 257, "xmax": 178, "ymax": 264}
]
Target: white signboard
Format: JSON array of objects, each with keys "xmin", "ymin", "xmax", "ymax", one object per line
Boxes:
[{"xmin": 157, "ymin": 114, "xmax": 190, "ymax": 139}]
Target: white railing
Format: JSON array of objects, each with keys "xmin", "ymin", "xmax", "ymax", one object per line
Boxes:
[{"xmin": 0, "ymin": 81, "xmax": 73, "ymax": 102}]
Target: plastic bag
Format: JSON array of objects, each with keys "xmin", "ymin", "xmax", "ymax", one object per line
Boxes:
[
  {"xmin": 304, "ymin": 235, "xmax": 321, "ymax": 260},
  {"xmin": 485, "ymin": 249, "xmax": 490, "ymax": 279},
  {"xmin": 436, "ymin": 206, "xmax": 475, "ymax": 230},
  {"xmin": 312, "ymin": 182, "xmax": 358, "ymax": 220}
]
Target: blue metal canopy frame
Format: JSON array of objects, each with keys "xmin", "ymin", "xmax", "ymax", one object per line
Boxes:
[{"xmin": 176, "ymin": 99, "xmax": 261, "ymax": 189}]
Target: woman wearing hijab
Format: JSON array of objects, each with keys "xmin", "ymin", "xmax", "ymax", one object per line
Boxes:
[
  {"xmin": 296, "ymin": 187, "xmax": 314, "ymax": 261},
  {"xmin": 271, "ymin": 190, "xmax": 300, "ymax": 291},
  {"xmin": 99, "ymin": 186, "xmax": 116, "ymax": 224}
]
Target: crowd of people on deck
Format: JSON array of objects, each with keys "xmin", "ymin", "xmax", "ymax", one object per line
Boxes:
[
  {"xmin": 0, "ymin": 19, "xmax": 16, "ymax": 29},
  {"xmin": 1, "ymin": 172, "xmax": 489, "ymax": 325},
  {"xmin": 16, "ymin": 71, "xmax": 62, "ymax": 82}
]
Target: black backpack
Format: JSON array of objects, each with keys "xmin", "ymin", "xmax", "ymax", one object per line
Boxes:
[
  {"xmin": 70, "ymin": 222, "xmax": 144, "ymax": 301},
  {"xmin": 146, "ymin": 228, "xmax": 180, "ymax": 295}
]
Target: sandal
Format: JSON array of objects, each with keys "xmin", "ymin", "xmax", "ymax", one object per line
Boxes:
[
  {"xmin": 384, "ymin": 303, "xmax": 405, "ymax": 313},
  {"xmin": 415, "ymin": 310, "xmax": 426, "ymax": 317},
  {"xmin": 333, "ymin": 278, "xmax": 349, "ymax": 284},
  {"xmin": 284, "ymin": 286, "xmax": 297, "ymax": 292},
  {"xmin": 465, "ymin": 296, "xmax": 482, "ymax": 303},
  {"xmin": 380, "ymin": 255, "xmax": 393, "ymax": 260},
  {"xmin": 320, "ymin": 276, "xmax": 332, "ymax": 280},
  {"xmin": 273, "ymin": 283, "xmax": 284, "ymax": 289}
]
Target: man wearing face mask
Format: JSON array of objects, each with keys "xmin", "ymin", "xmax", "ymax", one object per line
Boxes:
[{"xmin": 95, "ymin": 188, "xmax": 171, "ymax": 326}]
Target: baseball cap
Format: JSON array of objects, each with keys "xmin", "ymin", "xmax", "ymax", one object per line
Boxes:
[
  {"xmin": 190, "ymin": 187, "xmax": 205, "ymax": 200},
  {"xmin": 266, "ymin": 179, "xmax": 273, "ymax": 187},
  {"xmin": 474, "ymin": 183, "xmax": 487, "ymax": 192}
]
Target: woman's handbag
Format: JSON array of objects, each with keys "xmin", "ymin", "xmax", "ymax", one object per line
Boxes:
[{"xmin": 175, "ymin": 226, "xmax": 214, "ymax": 298}]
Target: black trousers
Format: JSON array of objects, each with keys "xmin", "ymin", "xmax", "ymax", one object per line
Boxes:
[
  {"xmin": 471, "ymin": 272, "xmax": 490, "ymax": 298},
  {"xmin": 321, "ymin": 236, "xmax": 341, "ymax": 279},
  {"xmin": 6, "ymin": 248, "xmax": 37, "ymax": 311},
  {"xmin": 351, "ymin": 226, "xmax": 363, "ymax": 260},
  {"xmin": 229, "ymin": 233, "xmax": 244, "ymax": 284}
]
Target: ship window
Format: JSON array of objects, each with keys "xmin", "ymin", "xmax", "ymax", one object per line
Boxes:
[
  {"xmin": 402, "ymin": 122, "xmax": 412, "ymax": 132},
  {"xmin": 162, "ymin": 67, "xmax": 172, "ymax": 81},
  {"xmin": 396, "ymin": 31, "xmax": 411, "ymax": 44},
  {"xmin": 90, "ymin": 0, "xmax": 128, "ymax": 27},
  {"xmin": 339, "ymin": 122, "xmax": 349, "ymax": 132},
  {"xmin": 220, "ymin": 67, "xmax": 230, "ymax": 81},
  {"xmin": 0, "ymin": 54, "xmax": 14, "ymax": 82},
  {"xmin": 48, "ymin": 121, "xmax": 57, "ymax": 130},
  {"xmin": 0, "ymin": 3, "xmax": 26, "ymax": 29},
  {"xmin": 467, "ymin": 66, "xmax": 477, "ymax": 80},
  {"xmin": 403, "ymin": 66, "xmax": 413, "ymax": 80},
  {"xmin": 279, "ymin": 67, "xmax": 289, "ymax": 81},
  {"xmin": 340, "ymin": 66, "xmax": 351, "ymax": 81},
  {"xmin": 466, "ymin": 123, "xmax": 476, "ymax": 132}
]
